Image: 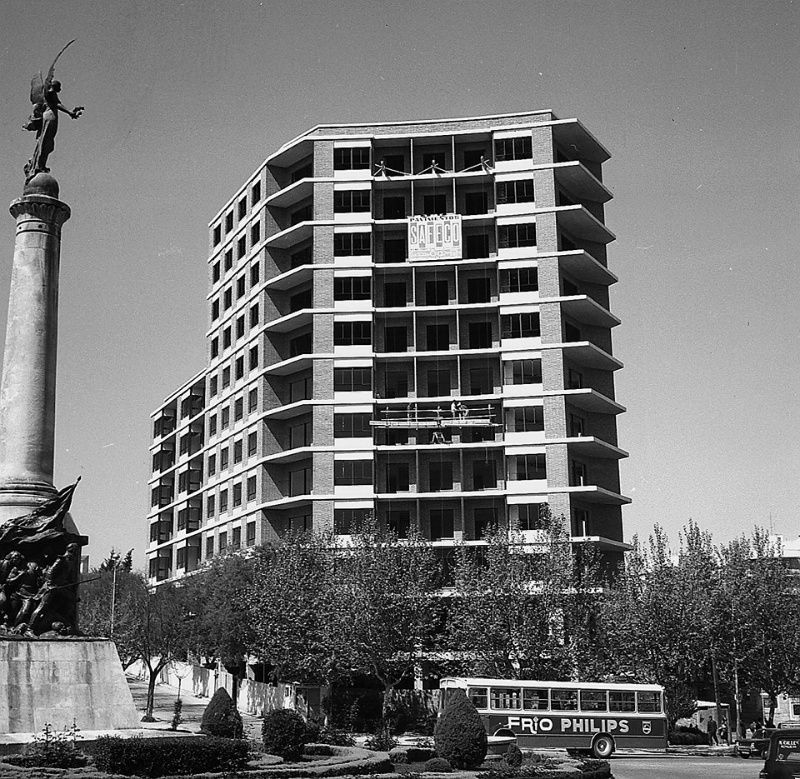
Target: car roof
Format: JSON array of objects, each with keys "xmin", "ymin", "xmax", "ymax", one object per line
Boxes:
[{"xmin": 771, "ymin": 729, "xmax": 800, "ymax": 738}]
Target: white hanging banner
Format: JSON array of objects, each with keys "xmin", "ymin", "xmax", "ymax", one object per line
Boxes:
[{"xmin": 408, "ymin": 214, "xmax": 462, "ymax": 261}]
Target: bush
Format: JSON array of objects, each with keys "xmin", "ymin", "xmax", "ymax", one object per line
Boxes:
[
  {"xmin": 8, "ymin": 722, "xmax": 86, "ymax": 768},
  {"xmin": 315, "ymin": 726, "xmax": 356, "ymax": 747},
  {"xmin": 92, "ymin": 735, "xmax": 248, "ymax": 777},
  {"xmin": 424, "ymin": 756, "xmax": 453, "ymax": 772},
  {"xmin": 503, "ymin": 744, "xmax": 523, "ymax": 767},
  {"xmin": 477, "ymin": 761, "xmax": 611, "ymax": 779},
  {"xmin": 200, "ymin": 687, "xmax": 244, "ymax": 739},
  {"xmin": 434, "ymin": 689, "xmax": 488, "ymax": 769},
  {"xmin": 364, "ymin": 723, "xmax": 398, "ymax": 752},
  {"xmin": 262, "ymin": 708, "xmax": 308, "ymax": 760},
  {"xmin": 669, "ymin": 725, "xmax": 710, "ymax": 745},
  {"xmin": 304, "ymin": 744, "xmax": 335, "ymax": 756}
]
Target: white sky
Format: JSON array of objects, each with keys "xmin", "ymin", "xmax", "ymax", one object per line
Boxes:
[{"xmin": 0, "ymin": 0, "xmax": 798, "ymax": 568}]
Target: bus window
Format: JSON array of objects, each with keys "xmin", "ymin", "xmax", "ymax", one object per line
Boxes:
[
  {"xmin": 609, "ymin": 691, "xmax": 636, "ymax": 712},
  {"xmin": 491, "ymin": 688, "xmax": 522, "ymax": 710},
  {"xmin": 551, "ymin": 689, "xmax": 578, "ymax": 711},
  {"xmin": 523, "ymin": 688, "xmax": 549, "ymax": 711},
  {"xmin": 468, "ymin": 687, "xmax": 488, "ymax": 709},
  {"xmin": 580, "ymin": 690, "xmax": 608, "ymax": 712},
  {"xmin": 637, "ymin": 691, "xmax": 661, "ymax": 713}
]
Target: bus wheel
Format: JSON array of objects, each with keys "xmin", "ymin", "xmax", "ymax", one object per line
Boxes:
[{"xmin": 591, "ymin": 735, "xmax": 614, "ymax": 759}]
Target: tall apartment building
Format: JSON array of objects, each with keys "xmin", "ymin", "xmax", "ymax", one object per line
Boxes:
[{"xmin": 147, "ymin": 110, "xmax": 630, "ymax": 585}]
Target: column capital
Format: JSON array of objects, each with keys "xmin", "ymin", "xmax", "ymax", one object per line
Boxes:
[{"xmin": 10, "ymin": 194, "xmax": 71, "ymax": 232}]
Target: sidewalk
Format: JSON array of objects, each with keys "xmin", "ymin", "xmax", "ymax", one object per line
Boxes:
[{"xmin": 125, "ymin": 676, "xmax": 263, "ymax": 739}]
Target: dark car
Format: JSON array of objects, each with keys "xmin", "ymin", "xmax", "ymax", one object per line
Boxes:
[
  {"xmin": 758, "ymin": 728, "xmax": 800, "ymax": 778},
  {"xmin": 738, "ymin": 730, "xmax": 775, "ymax": 760}
]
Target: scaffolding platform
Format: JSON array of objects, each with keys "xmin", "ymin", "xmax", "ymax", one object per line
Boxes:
[{"xmin": 370, "ymin": 406, "xmax": 499, "ymax": 429}]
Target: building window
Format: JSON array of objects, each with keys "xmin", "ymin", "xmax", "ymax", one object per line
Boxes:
[
  {"xmin": 335, "ymin": 460, "xmax": 372, "ymax": 486},
  {"xmin": 209, "ymin": 375, "xmax": 218, "ymax": 396},
  {"xmin": 237, "ymin": 235, "xmax": 247, "ymax": 260},
  {"xmin": 220, "ymin": 447, "xmax": 229, "ymax": 470},
  {"xmin": 501, "ymin": 313, "xmax": 540, "ymax": 339},
  {"xmin": 206, "ymin": 494, "xmax": 215, "ymax": 517},
  {"xmin": 383, "ymin": 196, "xmax": 406, "ymax": 219},
  {"xmin": 334, "ymin": 321, "xmax": 371, "ymax": 346},
  {"xmin": 251, "ymin": 181, "xmax": 261, "ymax": 205},
  {"xmin": 427, "ymin": 369, "xmax": 450, "ymax": 396},
  {"xmin": 334, "ymin": 190, "xmax": 371, "ymax": 212},
  {"xmin": 221, "ymin": 407, "xmax": 230, "ymax": 428},
  {"xmin": 289, "ymin": 466, "xmax": 311, "ymax": 496},
  {"xmin": 207, "ymin": 453, "xmax": 216, "ymax": 476},
  {"xmin": 463, "ymin": 148, "xmax": 488, "ymax": 169},
  {"xmin": 210, "ymin": 337, "xmax": 219, "ymax": 358},
  {"xmin": 250, "ymin": 304, "xmax": 259, "ymax": 328},
  {"xmin": 509, "ymin": 406, "xmax": 544, "ymax": 432},
  {"xmin": 334, "ymin": 233, "xmax": 371, "ymax": 256},
  {"xmin": 388, "ymin": 509, "xmax": 411, "ymax": 538},
  {"xmin": 468, "ymin": 321, "xmax": 493, "ymax": 349},
  {"xmin": 289, "ymin": 374, "xmax": 313, "ymax": 401},
  {"xmin": 518, "ymin": 504, "xmax": 545, "ymax": 531},
  {"xmin": 224, "ymin": 288, "xmax": 232, "ymax": 309},
  {"xmin": 499, "ymin": 223, "xmax": 537, "ymax": 249},
  {"xmin": 425, "ymin": 280, "xmax": 448, "ymax": 306},
  {"xmin": 497, "ymin": 179, "xmax": 535, "ymax": 204},
  {"xmin": 248, "ymin": 388, "xmax": 258, "ymax": 413},
  {"xmin": 423, "ymin": 193, "xmax": 447, "ymax": 214},
  {"xmin": 223, "ymin": 327, "xmax": 232, "ymax": 349},
  {"xmin": 506, "ymin": 359, "xmax": 542, "ymax": 384},
  {"xmin": 383, "ymin": 281, "xmax": 406, "ymax": 307},
  {"xmin": 235, "ymin": 356, "xmax": 244, "ymax": 380},
  {"xmin": 468, "ymin": 367, "xmax": 492, "ymax": 395},
  {"xmin": 212, "ymin": 261, "xmax": 220, "ymax": 283},
  {"xmin": 219, "ymin": 489, "xmax": 229, "ymax": 513},
  {"xmin": 430, "ymin": 508, "xmax": 454, "ymax": 540},
  {"xmin": 465, "ymin": 233, "xmax": 489, "ymax": 259},
  {"xmin": 429, "ymin": 460, "xmax": 453, "ymax": 491},
  {"xmin": 211, "ymin": 299, "xmax": 220, "ymax": 321},
  {"xmin": 224, "ymin": 249, "xmax": 233, "ymax": 271},
  {"xmin": 334, "ymin": 367, "xmax": 371, "ymax": 392},
  {"xmin": 472, "ymin": 460, "xmax": 497, "ymax": 490},
  {"xmin": 511, "ymin": 454, "xmax": 546, "ymax": 480},
  {"xmin": 467, "ymin": 277, "xmax": 491, "ymax": 303},
  {"xmin": 234, "ymin": 397, "xmax": 244, "ymax": 421},
  {"xmin": 382, "ymin": 238, "xmax": 406, "ymax": 263},
  {"xmin": 238, "ymin": 197, "xmax": 247, "ymax": 221},
  {"xmin": 251, "ymin": 222, "xmax": 260, "ymax": 245},
  {"xmin": 289, "ymin": 420, "xmax": 311, "ymax": 448},
  {"xmin": 464, "ymin": 191, "xmax": 488, "ymax": 215},
  {"xmin": 289, "ymin": 288, "xmax": 313, "ymax": 312},
  {"xmin": 233, "ymin": 482, "xmax": 242, "ymax": 507},
  {"xmin": 334, "ymin": 413, "xmax": 372, "ymax": 438},
  {"xmin": 225, "ymin": 212, "xmax": 234, "ymax": 233},
  {"xmin": 219, "ymin": 531, "xmax": 228, "ymax": 550},
  {"xmin": 249, "ymin": 345, "xmax": 258, "ymax": 371},
  {"xmin": 209, "ymin": 414, "xmax": 217, "ymax": 436},
  {"xmin": 236, "ymin": 275, "xmax": 246, "ymax": 298},
  {"xmin": 236, "ymin": 316, "xmax": 245, "ymax": 340},
  {"xmin": 290, "ymin": 246, "xmax": 312, "ymax": 268},
  {"xmin": 502, "ymin": 268, "xmax": 538, "ymax": 292},
  {"xmin": 571, "ymin": 460, "xmax": 588, "ymax": 486},
  {"xmin": 334, "ymin": 507, "xmax": 370, "ymax": 534},
  {"xmin": 334, "ymin": 147, "xmax": 370, "ymax": 170},
  {"xmin": 248, "ymin": 431, "xmax": 258, "ymax": 456},
  {"xmin": 494, "ymin": 136, "xmax": 532, "ymax": 161},
  {"xmin": 222, "ymin": 367, "xmax": 231, "ymax": 388},
  {"xmin": 385, "ymin": 370, "xmax": 409, "ymax": 398},
  {"xmin": 426, "ymin": 324, "xmax": 449, "ymax": 351},
  {"xmin": 334, "ymin": 277, "xmax": 371, "ymax": 300},
  {"xmin": 386, "ymin": 462, "xmax": 410, "ymax": 492},
  {"xmin": 213, "ymin": 225, "xmax": 222, "ymax": 245},
  {"xmin": 233, "ymin": 440, "xmax": 243, "ymax": 464},
  {"xmin": 247, "ymin": 476, "xmax": 257, "ymax": 502},
  {"xmin": 246, "ymin": 520, "xmax": 256, "ymax": 545},
  {"xmin": 384, "ymin": 325, "xmax": 407, "ymax": 352},
  {"xmin": 474, "ymin": 507, "xmax": 497, "ymax": 539},
  {"xmin": 205, "ymin": 536, "xmax": 214, "ymax": 558}
]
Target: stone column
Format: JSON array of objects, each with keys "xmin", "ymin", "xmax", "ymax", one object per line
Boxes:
[{"xmin": 0, "ymin": 173, "xmax": 70, "ymax": 523}]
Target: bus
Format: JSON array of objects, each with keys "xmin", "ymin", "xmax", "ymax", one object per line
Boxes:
[{"xmin": 439, "ymin": 677, "xmax": 668, "ymax": 758}]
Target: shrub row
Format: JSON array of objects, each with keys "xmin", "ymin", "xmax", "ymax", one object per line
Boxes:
[{"xmin": 92, "ymin": 735, "xmax": 249, "ymax": 777}]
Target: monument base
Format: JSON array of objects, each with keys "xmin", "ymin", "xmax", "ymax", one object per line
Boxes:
[{"xmin": 0, "ymin": 638, "xmax": 140, "ymax": 733}]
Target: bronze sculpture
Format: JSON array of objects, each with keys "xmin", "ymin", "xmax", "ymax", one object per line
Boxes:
[{"xmin": 23, "ymin": 40, "xmax": 84, "ymax": 181}]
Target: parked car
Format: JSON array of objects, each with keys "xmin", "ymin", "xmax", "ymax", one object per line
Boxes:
[
  {"xmin": 758, "ymin": 728, "xmax": 800, "ymax": 778},
  {"xmin": 737, "ymin": 730, "xmax": 774, "ymax": 759}
]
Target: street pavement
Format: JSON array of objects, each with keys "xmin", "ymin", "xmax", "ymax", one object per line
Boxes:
[
  {"xmin": 125, "ymin": 676, "xmax": 262, "ymax": 739},
  {"xmin": 611, "ymin": 754, "xmax": 759, "ymax": 778}
]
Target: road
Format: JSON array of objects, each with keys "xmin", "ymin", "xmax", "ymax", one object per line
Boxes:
[{"xmin": 611, "ymin": 754, "xmax": 759, "ymax": 778}]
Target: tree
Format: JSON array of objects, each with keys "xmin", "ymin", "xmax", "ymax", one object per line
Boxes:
[
  {"xmin": 445, "ymin": 512, "xmax": 581, "ymax": 680},
  {"xmin": 715, "ymin": 529, "xmax": 800, "ymax": 729},
  {"xmin": 249, "ymin": 532, "xmax": 339, "ymax": 685},
  {"xmin": 330, "ymin": 520, "xmax": 441, "ymax": 721}
]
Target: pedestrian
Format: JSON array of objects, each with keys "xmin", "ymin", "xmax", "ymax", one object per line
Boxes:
[
  {"xmin": 707, "ymin": 717, "xmax": 718, "ymax": 745},
  {"xmin": 450, "ymin": 400, "xmax": 458, "ymax": 418},
  {"xmin": 719, "ymin": 717, "xmax": 728, "ymax": 743}
]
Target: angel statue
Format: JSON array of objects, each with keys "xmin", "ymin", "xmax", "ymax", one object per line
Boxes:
[{"xmin": 23, "ymin": 40, "xmax": 84, "ymax": 181}]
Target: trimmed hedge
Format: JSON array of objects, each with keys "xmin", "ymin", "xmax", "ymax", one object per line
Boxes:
[
  {"xmin": 434, "ymin": 689, "xmax": 488, "ymax": 770},
  {"xmin": 262, "ymin": 709, "xmax": 309, "ymax": 760},
  {"xmin": 200, "ymin": 688, "xmax": 243, "ymax": 739},
  {"xmin": 92, "ymin": 735, "xmax": 249, "ymax": 777},
  {"xmin": 424, "ymin": 756, "xmax": 453, "ymax": 772}
]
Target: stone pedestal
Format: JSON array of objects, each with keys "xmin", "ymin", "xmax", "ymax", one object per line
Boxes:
[
  {"xmin": 0, "ymin": 639, "xmax": 140, "ymax": 732},
  {"xmin": 0, "ymin": 174, "xmax": 69, "ymax": 525}
]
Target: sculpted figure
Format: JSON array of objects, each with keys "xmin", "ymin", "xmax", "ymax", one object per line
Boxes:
[
  {"xmin": 30, "ymin": 543, "xmax": 80, "ymax": 633},
  {"xmin": 23, "ymin": 40, "xmax": 84, "ymax": 181},
  {"xmin": 8, "ymin": 560, "xmax": 41, "ymax": 627},
  {"xmin": 0, "ymin": 552, "xmax": 25, "ymax": 626}
]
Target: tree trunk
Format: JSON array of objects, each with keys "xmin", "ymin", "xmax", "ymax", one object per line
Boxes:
[{"xmin": 145, "ymin": 667, "xmax": 158, "ymax": 721}]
